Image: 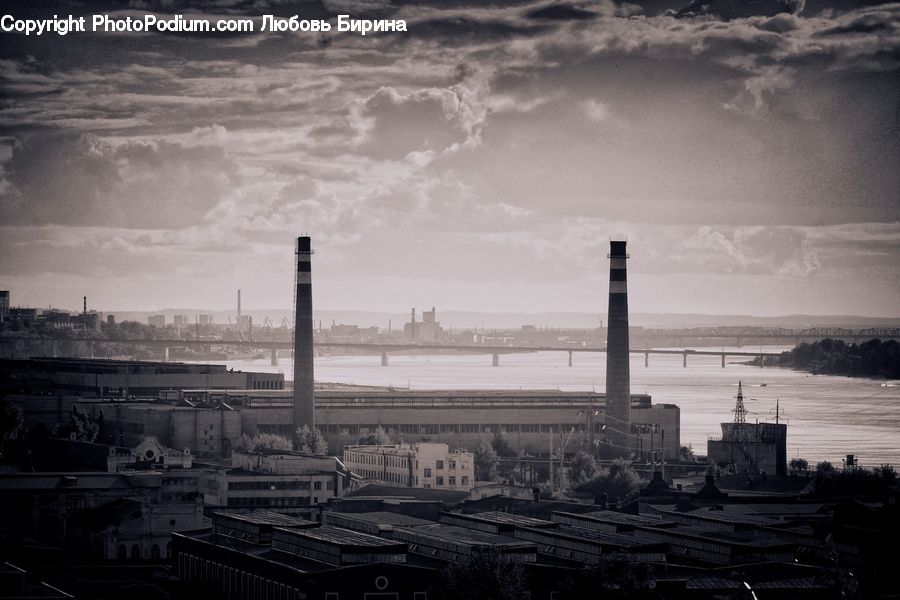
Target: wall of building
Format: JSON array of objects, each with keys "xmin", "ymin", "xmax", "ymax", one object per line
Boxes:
[
  {"xmin": 243, "ymin": 399, "xmax": 681, "ymax": 460},
  {"xmin": 343, "ymin": 443, "xmax": 475, "ymax": 491}
]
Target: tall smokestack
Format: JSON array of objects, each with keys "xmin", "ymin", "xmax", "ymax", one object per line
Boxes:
[
  {"xmin": 410, "ymin": 308, "xmax": 416, "ymax": 341},
  {"xmin": 237, "ymin": 289, "xmax": 241, "ymax": 319},
  {"xmin": 606, "ymin": 239, "xmax": 631, "ymax": 458},
  {"xmin": 293, "ymin": 237, "xmax": 315, "ymax": 430},
  {"xmin": 83, "ymin": 296, "xmax": 87, "ymax": 316}
]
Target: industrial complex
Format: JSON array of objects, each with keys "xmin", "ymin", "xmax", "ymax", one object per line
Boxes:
[{"xmin": 2, "ymin": 235, "xmax": 893, "ymax": 600}]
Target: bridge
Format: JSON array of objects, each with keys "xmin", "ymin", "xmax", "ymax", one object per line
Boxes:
[
  {"xmin": 632, "ymin": 326, "xmax": 900, "ymax": 347},
  {"xmin": 0, "ymin": 336, "xmax": 782, "ymax": 368}
]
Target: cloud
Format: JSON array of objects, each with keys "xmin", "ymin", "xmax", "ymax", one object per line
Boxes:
[
  {"xmin": 581, "ymin": 98, "xmax": 611, "ymax": 122},
  {"xmin": 1, "ymin": 133, "xmax": 238, "ymax": 228},
  {"xmin": 0, "ymin": 0, "xmax": 897, "ymax": 313},
  {"xmin": 673, "ymin": 0, "xmax": 806, "ymax": 20}
]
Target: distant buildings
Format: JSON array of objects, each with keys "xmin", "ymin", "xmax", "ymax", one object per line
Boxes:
[
  {"xmin": 1, "ymin": 357, "xmax": 283, "ymax": 397},
  {"xmin": 0, "ymin": 290, "xmax": 9, "ymax": 323},
  {"xmin": 404, "ymin": 306, "xmax": 443, "ymax": 342},
  {"xmin": 343, "ymin": 443, "xmax": 475, "ymax": 491},
  {"xmin": 202, "ymin": 451, "xmax": 346, "ymax": 510},
  {"xmin": 147, "ymin": 314, "xmax": 165, "ymax": 328}
]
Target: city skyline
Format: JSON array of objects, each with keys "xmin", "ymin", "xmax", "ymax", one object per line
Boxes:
[{"xmin": 1, "ymin": 0, "xmax": 898, "ymax": 316}]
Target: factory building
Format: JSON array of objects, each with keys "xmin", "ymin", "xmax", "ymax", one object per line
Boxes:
[
  {"xmin": 0, "ymin": 357, "xmax": 283, "ymax": 397},
  {"xmin": 342, "ymin": 443, "xmax": 475, "ymax": 491},
  {"xmin": 172, "ymin": 511, "xmax": 435, "ymax": 600},
  {"xmin": 201, "ymin": 451, "xmax": 345, "ymax": 510},
  {"xmin": 707, "ymin": 382, "xmax": 787, "ymax": 476},
  {"xmin": 182, "ymin": 388, "xmax": 680, "ymax": 460},
  {"xmin": 404, "ymin": 306, "xmax": 443, "ymax": 342}
]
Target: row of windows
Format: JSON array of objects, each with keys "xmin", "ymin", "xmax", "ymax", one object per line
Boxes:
[
  {"xmin": 324, "ymin": 423, "xmax": 661, "ymax": 435},
  {"xmin": 250, "ymin": 380, "xmax": 284, "ymax": 390},
  {"xmin": 226, "ymin": 496, "xmax": 317, "ymax": 507},
  {"xmin": 116, "ymin": 541, "xmax": 171, "ymax": 560},
  {"xmin": 228, "ymin": 480, "xmax": 328, "ymax": 491},
  {"xmin": 178, "ymin": 552, "xmax": 303, "ymax": 600}
]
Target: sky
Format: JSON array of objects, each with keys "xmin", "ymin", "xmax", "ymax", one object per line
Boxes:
[{"xmin": 0, "ymin": 0, "xmax": 898, "ymax": 317}]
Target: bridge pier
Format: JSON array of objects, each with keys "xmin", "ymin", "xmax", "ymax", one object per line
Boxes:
[
  {"xmin": 88, "ymin": 341, "xmax": 95, "ymax": 359},
  {"xmin": 644, "ymin": 352, "xmax": 649, "ymax": 368},
  {"xmin": 721, "ymin": 354, "xmax": 726, "ymax": 368},
  {"xmin": 381, "ymin": 351, "xmax": 389, "ymax": 367},
  {"xmin": 51, "ymin": 340, "xmax": 59, "ymax": 357},
  {"xmin": 759, "ymin": 355, "xmax": 764, "ymax": 368},
  {"xmin": 568, "ymin": 351, "xmax": 573, "ymax": 367},
  {"xmin": 164, "ymin": 346, "xmax": 170, "ymax": 363},
  {"xmin": 492, "ymin": 353, "xmax": 499, "ymax": 367},
  {"xmin": 270, "ymin": 347, "xmax": 278, "ymax": 367},
  {"xmin": 736, "ymin": 336, "xmax": 742, "ymax": 348},
  {"xmin": 682, "ymin": 350, "xmax": 687, "ymax": 368}
]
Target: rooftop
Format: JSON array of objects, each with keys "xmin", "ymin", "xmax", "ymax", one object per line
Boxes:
[
  {"xmin": 212, "ymin": 510, "xmax": 317, "ymax": 528},
  {"xmin": 276, "ymin": 525, "xmax": 407, "ymax": 550}
]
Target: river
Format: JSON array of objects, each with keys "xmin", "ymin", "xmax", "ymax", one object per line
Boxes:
[{"xmin": 208, "ymin": 346, "xmax": 900, "ymax": 467}]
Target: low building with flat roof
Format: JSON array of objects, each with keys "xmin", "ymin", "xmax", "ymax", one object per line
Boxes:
[
  {"xmin": 172, "ymin": 528, "xmax": 436, "ymax": 600},
  {"xmin": 202, "ymin": 451, "xmax": 345, "ymax": 511},
  {"xmin": 343, "ymin": 443, "xmax": 474, "ymax": 492}
]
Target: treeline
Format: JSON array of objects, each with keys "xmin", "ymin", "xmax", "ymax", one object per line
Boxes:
[{"xmin": 762, "ymin": 338, "xmax": 900, "ymax": 378}]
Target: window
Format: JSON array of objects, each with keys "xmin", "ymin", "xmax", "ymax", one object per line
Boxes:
[
  {"xmin": 314, "ymin": 481, "xmax": 322, "ymax": 490},
  {"xmin": 436, "ymin": 476, "xmax": 444, "ymax": 486},
  {"xmin": 461, "ymin": 476, "xmax": 469, "ymax": 485},
  {"xmin": 436, "ymin": 460, "xmax": 444, "ymax": 470},
  {"xmin": 424, "ymin": 468, "xmax": 432, "ymax": 477},
  {"xmin": 449, "ymin": 476, "xmax": 456, "ymax": 485}
]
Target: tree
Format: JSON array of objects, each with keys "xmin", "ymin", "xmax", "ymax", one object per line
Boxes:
[
  {"xmin": 235, "ymin": 433, "xmax": 292, "ymax": 453},
  {"xmin": 0, "ymin": 398, "xmax": 24, "ymax": 457},
  {"xmin": 568, "ymin": 450, "xmax": 598, "ymax": 487},
  {"xmin": 432, "ymin": 548, "xmax": 526, "ymax": 600},
  {"xmin": 816, "ymin": 460, "xmax": 836, "ymax": 475},
  {"xmin": 55, "ymin": 405, "xmax": 99, "ymax": 442},
  {"xmin": 561, "ymin": 558, "xmax": 655, "ymax": 597},
  {"xmin": 575, "ymin": 459, "xmax": 642, "ymax": 503},
  {"xmin": 490, "ymin": 432, "xmax": 516, "ymax": 458},
  {"xmin": 474, "ymin": 442, "xmax": 499, "ymax": 481},
  {"xmin": 294, "ymin": 425, "xmax": 327, "ymax": 455},
  {"xmin": 358, "ymin": 425, "xmax": 391, "ymax": 445},
  {"xmin": 789, "ymin": 457, "xmax": 809, "ymax": 473},
  {"xmin": 680, "ymin": 445, "xmax": 696, "ymax": 462}
]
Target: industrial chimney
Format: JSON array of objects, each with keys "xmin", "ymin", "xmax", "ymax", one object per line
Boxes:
[
  {"xmin": 293, "ymin": 237, "xmax": 315, "ymax": 430},
  {"xmin": 605, "ymin": 240, "xmax": 631, "ymax": 457}
]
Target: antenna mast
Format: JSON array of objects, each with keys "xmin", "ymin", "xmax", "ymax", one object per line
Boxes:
[{"xmin": 732, "ymin": 381, "xmax": 748, "ymax": 424}]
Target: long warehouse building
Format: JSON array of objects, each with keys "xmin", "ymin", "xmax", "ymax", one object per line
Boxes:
[{"xmin": 182, "ymin": 388, "xmax": 680, "ymax": 460}]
